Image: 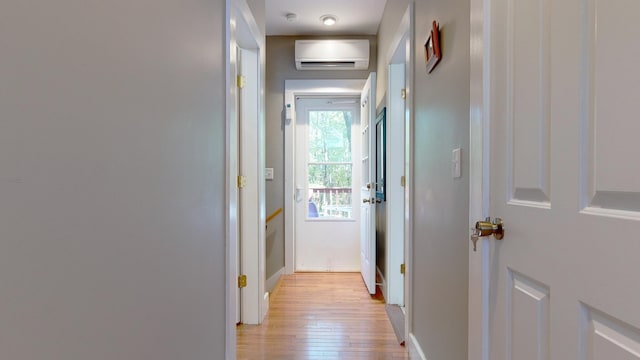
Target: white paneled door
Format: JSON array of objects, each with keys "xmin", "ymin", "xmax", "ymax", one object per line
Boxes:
[
  {"xmin": 478, "ymin": 0, "xmax": 640, "ymax": 358},
  {"xmin": 360, "ymin": 73, "xmax": 376, "ymax": 295}
]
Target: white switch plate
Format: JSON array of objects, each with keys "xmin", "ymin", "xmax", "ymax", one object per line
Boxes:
[
  {"xmin": 452, "ymin": 148, "xmax": 461, "ymax": 178},
  {"xmin": 285, "ymin": 103, "xmax": 292, "ymax": 120},
  {"xmin": 265, "ymin": 168, "xmax": 274, "ymax": 180}
]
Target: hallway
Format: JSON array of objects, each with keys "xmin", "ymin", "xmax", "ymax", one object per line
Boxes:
[{"xmin": 237, "ymin": 273, "xmax": 408, "ymax": 359}]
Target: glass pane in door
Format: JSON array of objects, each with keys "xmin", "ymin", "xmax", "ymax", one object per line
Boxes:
[{"xmin": 307, "ymin": 110, "xmax": 353, "ymax": 219}]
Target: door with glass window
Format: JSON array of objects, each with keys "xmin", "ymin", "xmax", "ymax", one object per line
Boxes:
[{"xmin": 294, "ymin": 97, "xmax": 361, "ymax": 271}]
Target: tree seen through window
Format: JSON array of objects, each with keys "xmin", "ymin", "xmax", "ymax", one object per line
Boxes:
[{"xmin": 307, "ymin": 110, "xmax": 353, "ymax": 218}]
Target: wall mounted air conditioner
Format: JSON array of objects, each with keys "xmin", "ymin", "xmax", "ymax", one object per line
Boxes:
[{"xmin": 294, "ymin": 39, "xmax": 369, "ymax": 70}]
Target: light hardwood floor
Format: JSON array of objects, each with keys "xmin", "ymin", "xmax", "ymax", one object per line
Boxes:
[{"xmin": 237, "ymin": 272, "xmax": 408, "ymax": 360}]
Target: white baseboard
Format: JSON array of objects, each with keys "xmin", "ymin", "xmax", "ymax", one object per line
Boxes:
[
  {"xmin": 408, "ymin": 333, "xmax": 427, "ymax": 360},
  {"xmin": 376, "ymin": 266, "xmax": 387, "ymax": 300},
  {"xmin": 266, "ymin": 267, "xmax": 285, "ymax": 293},
  {"xmin": 261, "ymin": 291, "xmax": 269, "ymax": 321},
  {"xmin": 294, "ymin": 266, "xmax": 360, "ymax": 272},
  {"xmin": 376, "ymin": 266, "xmax": 386, "ymax": 285}
]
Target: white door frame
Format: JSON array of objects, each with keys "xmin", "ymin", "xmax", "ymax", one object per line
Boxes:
[
  {"xmin": 284, "ymin": 79, "xmax": 367, "ymax": 275},
  {"xmin": 293, "ymin": 96, "xmax": 361, "ymax": 272},
  {"xmin": 468, "ymin": 0, "xmax": 490, "ymax": 358},
  {"xmin": 384, "ymin": 3, "xmax": 419, "ymax": 355},
  {"xmin": 225, "ymin": 0, "xmax": 264, "ymax": 358},
  {"xmin": 384, "ymin": 5, "xmax": 411, "ymax": 307},
  {"xmin": 386, "ymin": 64, "xmax": 404, "ymax": 304},
  {"xmin": 238, "ymin": 46, "xmax": 266, "ymax": 325}
]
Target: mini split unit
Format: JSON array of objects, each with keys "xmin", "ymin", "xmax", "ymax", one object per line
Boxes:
[{"xmin": 294, "ymin": 39, "xmax": 370, "ymax": 70}]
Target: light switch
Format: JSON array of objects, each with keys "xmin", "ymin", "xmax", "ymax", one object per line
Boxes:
[
  {"xmin": 265, "ymin": 168, "xmax": 274, "ymax": 180},
  {"xmin": 452, "ymin": 148, "xmax": 461, "ymax": 178}
]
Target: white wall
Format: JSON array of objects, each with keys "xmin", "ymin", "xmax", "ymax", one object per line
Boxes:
[{"xmin": 0, "ymin": 0, "xmax": 228, "ymax": 358}]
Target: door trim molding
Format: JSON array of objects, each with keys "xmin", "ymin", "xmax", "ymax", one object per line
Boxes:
[
  {"xmin": 387, "ymin": 3, "xmax": 415, "ymax": 347},
  {"xmin": 384, "ymin": 2, "xmax": 412, "ymax": 309},
  {"xmin": 284, "ymin": 79, "xmax": 366, "ymax": 275},
  {"xmin": 385, "ymin": 64, "xmax": 405, "ymax": 305},
  {"xmin": 226, "ymin": 0, "xmax": 264, "ymax": 358},
  {"xmin": 238, "ymin": 47, "xmax": 265, "ymax": 325},
  {"xmin": 469, "ymin": 0, "xmax": 490, "ymax": 358}
]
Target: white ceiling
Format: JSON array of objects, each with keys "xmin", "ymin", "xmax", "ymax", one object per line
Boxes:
[{"xmin": 265, "ymin": 0, "xmax": 388, "ymax": 36}]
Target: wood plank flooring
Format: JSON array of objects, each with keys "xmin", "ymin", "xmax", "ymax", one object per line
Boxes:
[{"xmin": 237, "ymin": 272, "xmax": 408, "ymax": 360}]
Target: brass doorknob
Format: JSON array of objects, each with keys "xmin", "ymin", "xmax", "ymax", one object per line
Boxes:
[
  {"xmin": 474, "ymin": 217, "xmax": 504, "ymax": 240},
  {"xmin": 470, "ymin": 217, "xmax": 504, "ymax": 251}
]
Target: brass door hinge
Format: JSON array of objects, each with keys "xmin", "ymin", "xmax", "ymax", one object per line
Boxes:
[
  {"xmin": 401, "ymin": 88, "xmax": 407, "ymax": 99},
  {"xmin": 237, "ymin": 75, "xmax": 246, "ymax": 89},
  {"xmin": 238, "ymin": 275, "xmax": 247, "ymax": 288},
  {"xmin": 237, "ymin": 175, "xmax": 247, "ymax": 189},
  {"xmin": 400, "ymin": 263, "xmax": 405, "ymax": 274},
  {"xmin": 400, "ymin": 176, "xmax": 406, "ymax": 187}
]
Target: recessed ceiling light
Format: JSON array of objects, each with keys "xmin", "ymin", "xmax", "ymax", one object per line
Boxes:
[
  {"xmin": 286, "ymin": 13, "xmax": 298, "ymax": 22},
  {"xmin": 320, "ymin": 15, "xmax": 337, "ymax": 26}
]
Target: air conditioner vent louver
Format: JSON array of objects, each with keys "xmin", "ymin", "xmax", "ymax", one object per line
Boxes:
[
  {"xmin": 295, "ymin": 40, "xmax": 369, "ymax": 71},
  {"xmin": 299, "ymin": 61, "xmax": 356, "ymax": 68}
]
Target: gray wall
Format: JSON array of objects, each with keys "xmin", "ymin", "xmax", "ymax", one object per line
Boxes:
[
  {"xmin": 378, "ymin": 0, "xmax": 470, "ymax": 359},
  {"xmin": 0, "ymin": 0, "xmax": 231, "ymax": 358},
  {"xmin": 247, "ymin": 0, "xmax": 266, "ymax": 34},
  {"xmin": 376, "ymin": 0, "xmax": 411, "ymax": 109},
  {"xmin": 264, "ymin": 35, "xmax": 377, "ymax": 279}
]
